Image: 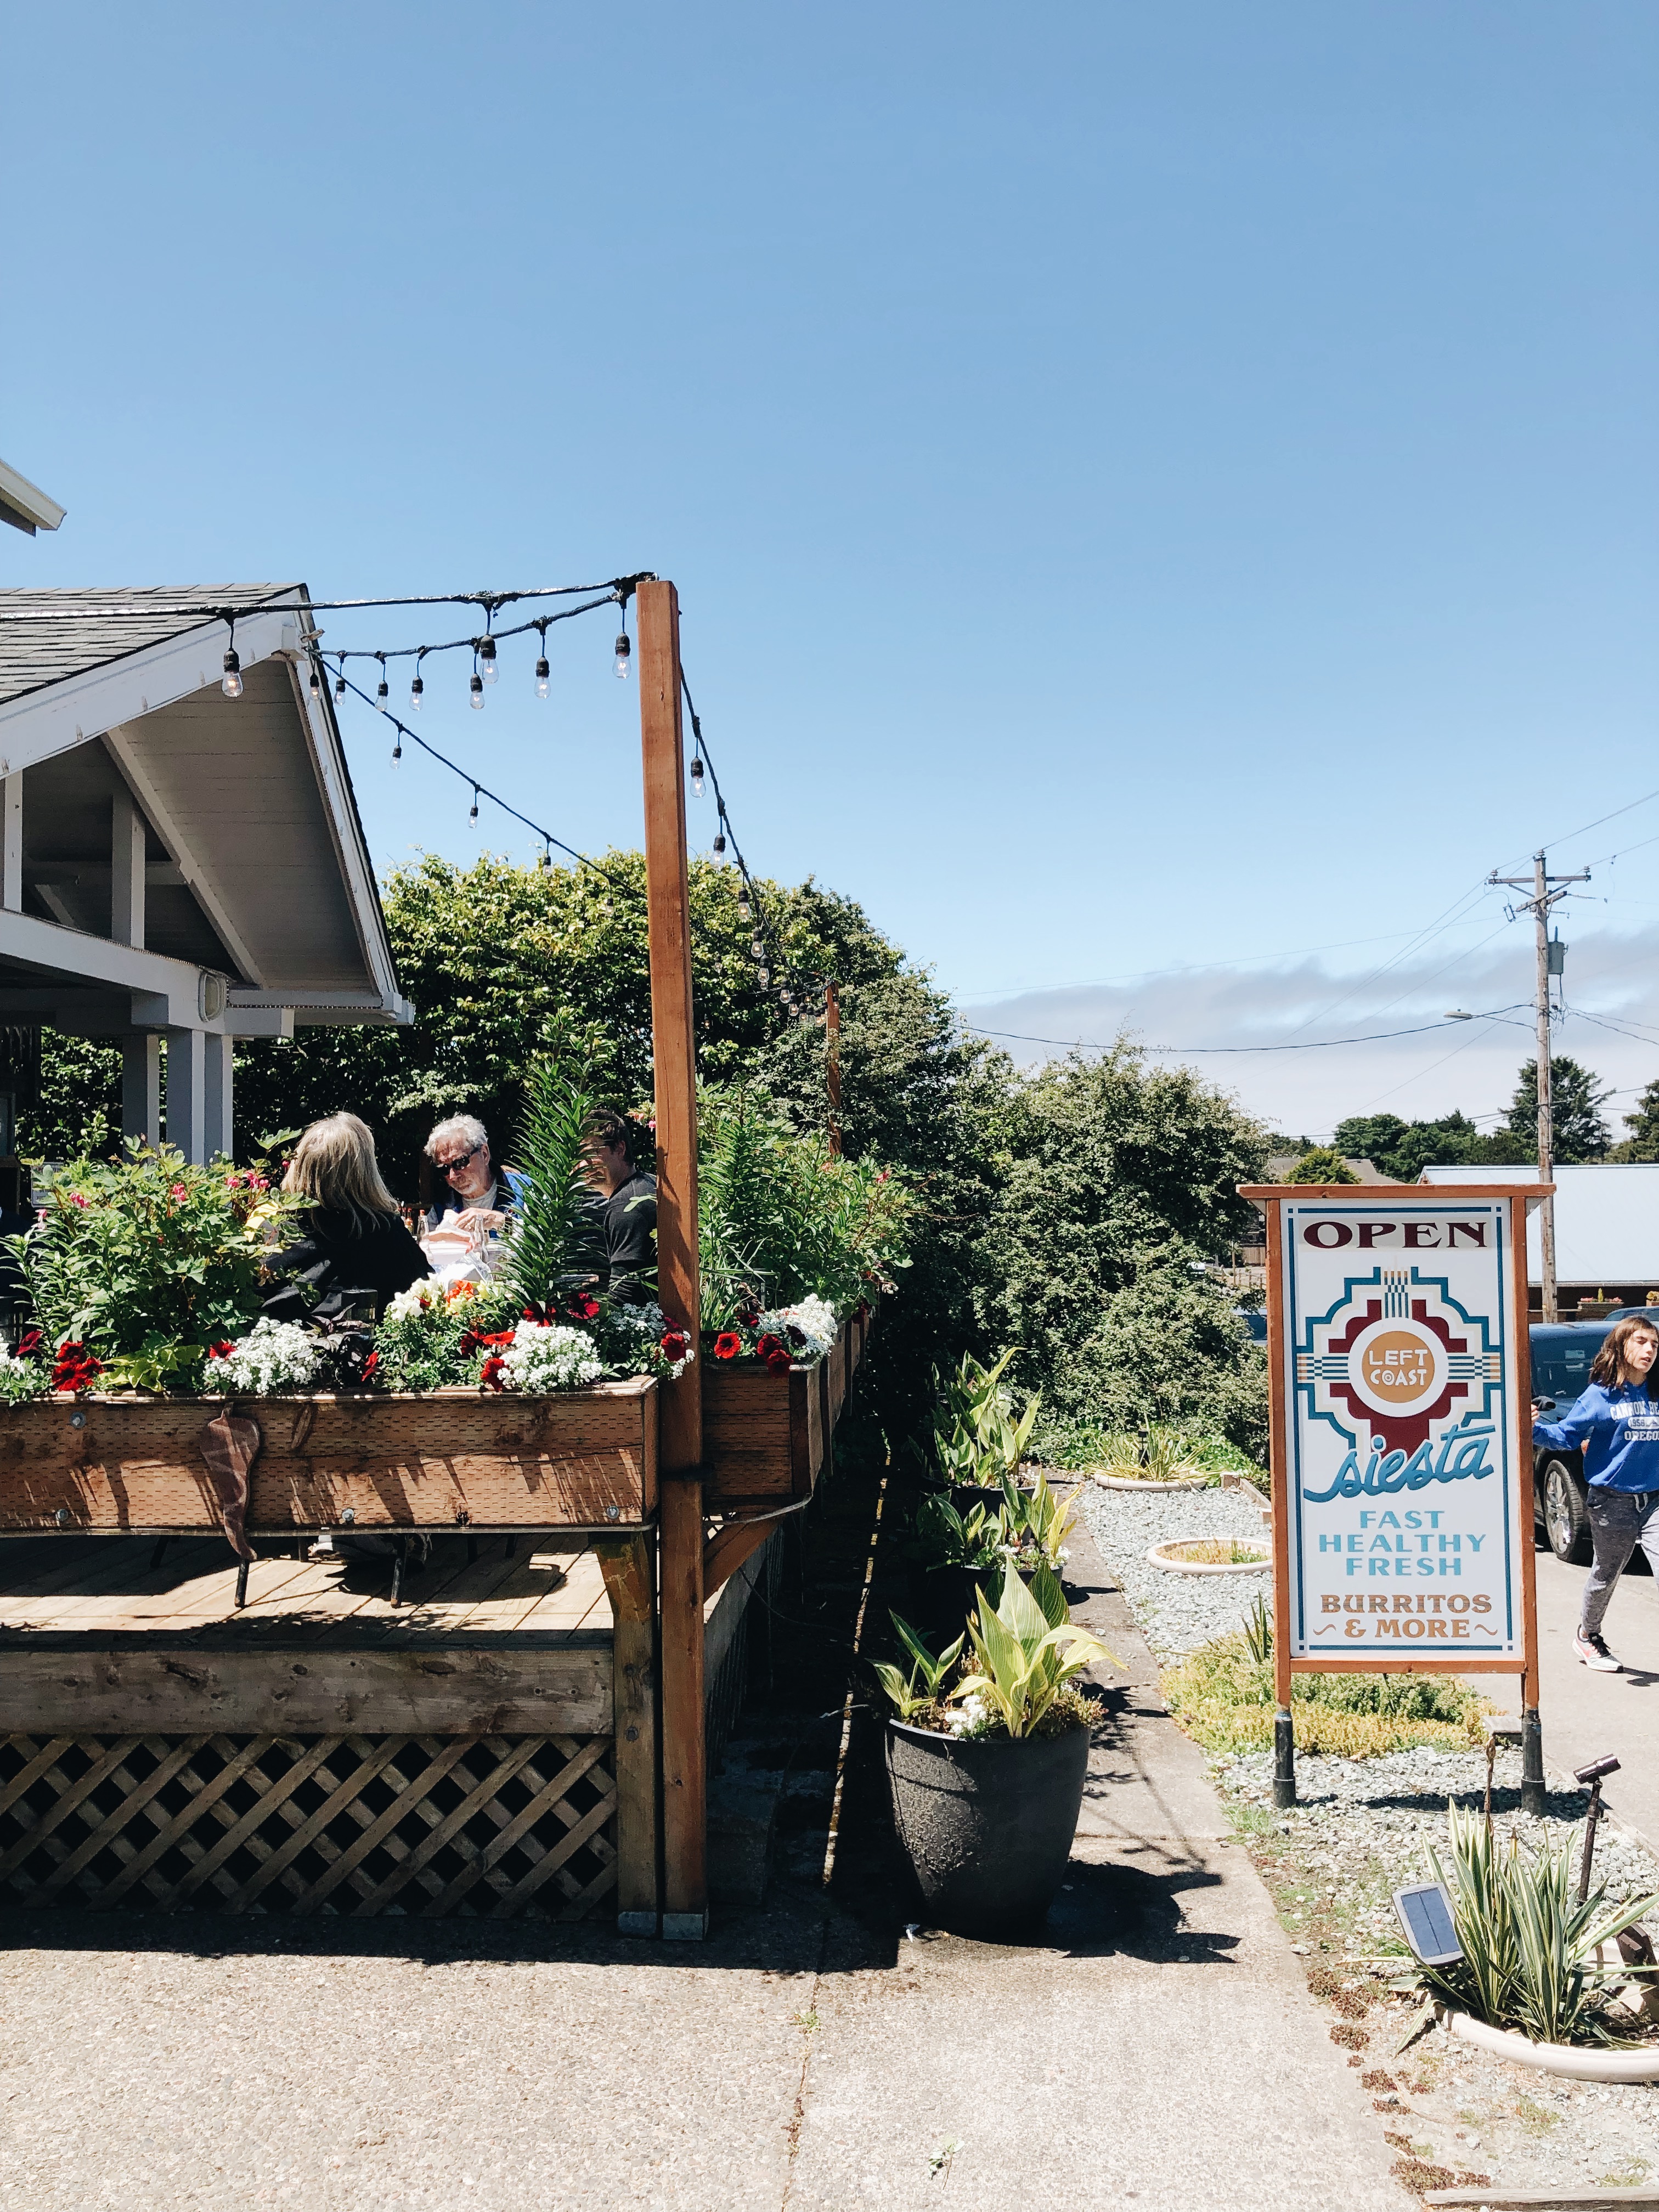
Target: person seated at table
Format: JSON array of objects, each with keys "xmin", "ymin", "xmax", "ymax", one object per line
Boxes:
[
  {"xmin": 263, "ymin": 1112, "xmax": 430, "ymax": 1323},
  {"xmin": 422, "ymin": 1114, "xmax": 527, "ymax": 1241},
  {"xmin": 583, "ymin": 1107, "xmax": 657, "ymax": 1302}
]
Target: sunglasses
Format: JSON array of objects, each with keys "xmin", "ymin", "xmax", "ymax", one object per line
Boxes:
[{"xmin": 437, "ymin": 1143, "xmax": 484, "ymax": 1177}]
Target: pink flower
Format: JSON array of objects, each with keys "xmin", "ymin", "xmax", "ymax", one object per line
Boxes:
[
  {"xmin": 170, "ymin": 1183, "xmax": 188, "ymax": 1200},
  {"xmin": 67, "ymin": 1192, "xmax": 88, "ymax": 1210}
]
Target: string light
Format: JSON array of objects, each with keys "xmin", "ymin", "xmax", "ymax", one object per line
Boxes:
[
  {"xmin": 220, "ymin": 616, "xmax": 242, "ymax": 700},
  {"xmin": 713, "ymin": 830, "xmax": 726, "ymax": 857},
  {"xmin": 391, "ymin": 732, "xmax": 403, "ymax": 767},
  {"xmin": 410, "ymin": 648, "xmax": 426, "ymax": 710},
  {"xmin": 469, "ymin": 786, "xmax": 479, "ymax": 825},
  {"xmin": 469, "ymin": 663, "xmax": 484, "ymax": 710},
  {"xmin": 738, "ymin": 894, "xmax": 751, "ymax": 922},
  {"xmin": 537, "ymin": 840, "xmax": 551, "ymax": 872},
  {"xmin": 308, "ymin": 660, "xmax": 321, "ymax": 701},
  {"xmin": 480, "ymin": 631, "xmax": 498, "ymax": 686},
  {"xmin": 335, "ymin": 656, "xmax": 347, "ymax": 701},
  {"xmin": 690, "ymin": 755, "xmax": 705, "ymax": 799},
  {"xmin": 613, "ymin": 607, "xmax": 631, "ymax": 680},
  {"xmin": 374, "ymin": 652, "xmax": 388, "ymax": 711},
  {"xmin": 534, "ymin": 620, "xmax": 550, "ymax": 698}
]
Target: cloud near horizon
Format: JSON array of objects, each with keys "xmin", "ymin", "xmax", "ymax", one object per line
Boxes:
[{"xmin": 958, "ymin": 923, "xmax": 1659, "ymax": 1141}]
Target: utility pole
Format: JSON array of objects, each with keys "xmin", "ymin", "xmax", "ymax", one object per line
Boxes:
[
  {"xmin": 825, "ymin": 981, "xmax": 842, "ymax": 1156},
  {"xmin": 1487, "ymin": 850, "xmax": 1589, "ymax": 1322}
]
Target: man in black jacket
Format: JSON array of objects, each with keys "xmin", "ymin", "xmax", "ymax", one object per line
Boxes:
[{"xmin": 584, "ymin": 1109, "xmax": 656, "ymax": 1302}]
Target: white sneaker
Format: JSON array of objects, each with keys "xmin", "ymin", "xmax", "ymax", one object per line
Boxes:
[{"xmin": 1575, "ymin": 1628, "xmax": 1623, "ymax": 1672}]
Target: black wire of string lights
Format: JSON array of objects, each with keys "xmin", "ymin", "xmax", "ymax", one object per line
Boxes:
[
  {"xmin": 0, "ymin": 577, "xmax": 653, "ymax": 624},
  {"xmin": 679, "ymin": 668, "xmax": 821, "ymax": 1025},
  {"xmin": 317, "ymin": 652, "xmax": 636, "ymax": 896}
]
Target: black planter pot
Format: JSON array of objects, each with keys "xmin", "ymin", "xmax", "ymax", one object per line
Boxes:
[
  {"xmin": 885, "ymin": 1717, "xmax": 1089, "ymax": 1940},
  {"xmin": 921, "ymin": 1561, "xmax": 1002, "ymax": 1639},
  {"xmin": 950, "ymin": 1483, "xmax": 1008, "ymax": 1516}
]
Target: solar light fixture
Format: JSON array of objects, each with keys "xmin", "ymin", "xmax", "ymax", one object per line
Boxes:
[
  {"xmin": 1575, "ymin": 1754, "xmax": 1621, "ymax": 1902},
  {"xmin": 1393, "ymin": 1882, "xmax": 1464, "ymax": 1968}
]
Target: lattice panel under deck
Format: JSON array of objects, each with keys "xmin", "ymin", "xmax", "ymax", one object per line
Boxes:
[{"xmin": 0, "ymin": 1733, "xmax": 617, "ymax": 1919}]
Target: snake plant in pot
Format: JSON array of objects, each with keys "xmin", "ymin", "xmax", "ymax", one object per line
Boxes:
[{"xmin": 876, "ymin": 1562, "xmax": 1118, "ymax": 1939}]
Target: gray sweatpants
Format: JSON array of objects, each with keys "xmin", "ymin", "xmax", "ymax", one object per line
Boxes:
[{"xmin": 1581, "ymin": 1487, "xmax": 1659, "ymax": 1636}]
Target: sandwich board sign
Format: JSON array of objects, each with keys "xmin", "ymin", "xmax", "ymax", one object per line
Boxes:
[{"xmin": 1239, "ymin": 1182, "xmax": 1549, "ymax": 1807}]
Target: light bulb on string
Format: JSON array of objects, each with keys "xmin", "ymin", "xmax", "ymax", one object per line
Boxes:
[
  {"xmin": 713, "ymin": 831, "xmax": 726, "ymax": 857},
  {"xmin": 613, "ymin": 611, "xmax": 631, "ymax": 679},
  {"xmin": 690, "ymin": 756, "xmax": 705, "ymax": 799},
  {"xmin": 374, "ymin": 654, "xmax": 388, "ymax": 712},
  {"xmin": 480, "ymin": 633, "xmax": 498, "ymax": 686},
  {"xmin": 221, "ymin": 648, "xmax": 242, "ymax": 700},
  {"xmin": 410, "ymin": 650, "xmax": 426, "ymax": 710},
  {"xmin": 391, "ymin": 733, "xmax": 402, "ymax": 769},
  {"xmin": 534, "ymin": 622, "xmax": 550, "ymax": 698},
  {"xmin": 335, "ymin": 657, "xmax": 347, "ymax": 701},
  {"xmin": 537, "ymin": 841, "xmax": 551, "ymax": 873},
  {"xmin": 469, "ymin": 786, "xmax": 479, "ymax": 826},
  {"xmin": 307, "ymin": 659, "xmax": 321, "ymax": 701},
  {"xmin": 757, "ymin": 966, "xmax": 770, "ymax": 988},
  {"xmin": 470, "ymin": 664, "xmax": 484, "ymax": 710},
  {"xmin": 738, "ymin": 888, "xmax": 752, "ymax": 922}
]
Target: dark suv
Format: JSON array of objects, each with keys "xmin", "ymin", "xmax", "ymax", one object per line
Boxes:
[{"xmin": 1530, "ymin": 1321, "xmax": 1611, "ymax": 1563}]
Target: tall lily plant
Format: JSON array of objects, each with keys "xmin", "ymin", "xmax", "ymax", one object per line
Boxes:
[
  {"xmin": 503, "ymin": 1050, "xmax": 605, "ymax": 1313},
  {"xmin": 952, "ymin": 1562, "xmax": 1119, "ymax": 1739}
]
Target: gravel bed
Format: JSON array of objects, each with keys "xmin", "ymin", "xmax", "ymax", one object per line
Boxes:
[
  {"xmin": 1075, "ymin": 1477, "xmax": 1271, "ymax": 1657},
  {"xmin": 1212, "ymin": 1744, "xmax": 1659, "ymax": 2196}
]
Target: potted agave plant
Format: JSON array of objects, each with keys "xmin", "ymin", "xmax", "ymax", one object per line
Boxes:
[{"xmin": 876, "ymin": 1562, "xmax": 1117, "ymax": 1940}]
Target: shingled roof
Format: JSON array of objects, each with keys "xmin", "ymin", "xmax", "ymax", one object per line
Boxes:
[{"xmin": 0, "ymin": 584, "xmax": 302, "ymax": 707}]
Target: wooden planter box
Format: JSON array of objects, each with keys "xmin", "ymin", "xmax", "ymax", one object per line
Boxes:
[
  {"xmin": 701, "ymin": 1314, "xmax": 866, "ymax": 1508},
  {"xmin": 0, "ymin": 1376, "xmax": 658, "ymax": 1536}
]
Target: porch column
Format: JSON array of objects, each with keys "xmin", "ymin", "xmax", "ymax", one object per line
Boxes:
[
  {"xmin": 2, "ymin": 774, "xmax": 22, "ymax": 913},
  {"xmin": 163, "ymin": 1029, "xmax": 206, "ymax": 1163},
  {"xmin": 204, "ymin": 1032, "xmax": 234, "ymax": 1161},
  {"xmin": 121, "ymin": 1035, "xmax": 162, "ymax": 1148},
  {"xmin": 111, "ymin": 788, "xmax": 146, "ymax": 947}
]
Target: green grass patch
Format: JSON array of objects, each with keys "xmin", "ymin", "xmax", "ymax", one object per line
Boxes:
[{"xmin": 1164, "ymin": 1627, "xmax": 1491, "ymax": 1757}]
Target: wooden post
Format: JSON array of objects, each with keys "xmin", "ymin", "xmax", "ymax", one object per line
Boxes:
[
  {"xmin": 1263, "ymin": 1197, "xmax": 1295, "ymax": 1807},
  {"xmin": 636, "ymin": 578, "xmax": 708, "ymax": 1939},
  {"xmin": 596, "ymin": 1534, "xmax": 661, "ymax": 1933},
  {"xmin": 826, "ymin": 981, "xmax": 842, "ymax": 1156}
]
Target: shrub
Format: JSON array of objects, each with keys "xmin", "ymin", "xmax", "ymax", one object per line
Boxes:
[{"xmin": 1163, "ymin": 1627, "xmax": 1490, "ymax": 1757}]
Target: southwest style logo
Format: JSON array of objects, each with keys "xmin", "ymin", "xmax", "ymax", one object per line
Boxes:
[{"xmin": 1293, "ymin": 1268, "xmax": 1503, "ymax": 1500}]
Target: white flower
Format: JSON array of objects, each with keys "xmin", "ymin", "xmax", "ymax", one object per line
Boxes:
[
  {"xmin": 382, "ymin": 1278, "xmax": 441, "ymax": 1323},
  {"xmin": 755, "ymin": 1295, "xmax": 838, "ymax": 1361},
  {"xmin": 499, "ymin": 1321, "xmax": 603, "ymax": 1394},
  {"xmin": 206, "ymin": 1319, "xmax": 326, "ymax": 1396}
]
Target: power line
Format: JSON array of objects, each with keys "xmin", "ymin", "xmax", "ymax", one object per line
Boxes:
[{"xmin": 962, "ymin": 1006, "xmax": 1532, "ymax": 1056}]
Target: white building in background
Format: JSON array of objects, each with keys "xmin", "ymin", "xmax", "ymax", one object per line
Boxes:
[
  {"xmin": 1418, "ymin": 1163, "xmax": 1659, "ymax": 1316},
  {"xmin": 0, "ymin": 585, "xmax": 411, "ymax": 1161}
]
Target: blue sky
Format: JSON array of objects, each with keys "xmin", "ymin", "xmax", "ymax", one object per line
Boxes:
[{"xmin": 4, "ymin": 4, "xmax": 1656, "ymax": 1134}]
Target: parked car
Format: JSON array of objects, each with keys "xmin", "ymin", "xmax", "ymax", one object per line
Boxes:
[{"xmin": 1530, "ymin": 1320, "xmax": 1613, "ymax": 1564}]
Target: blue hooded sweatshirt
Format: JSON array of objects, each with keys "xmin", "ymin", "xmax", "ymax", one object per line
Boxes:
[{"xmin": 1533, "ymin": 1383, "xmax": 1659, "ymax": 1494}]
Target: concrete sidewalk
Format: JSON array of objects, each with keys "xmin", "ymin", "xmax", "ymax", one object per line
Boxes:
[{"xmin": 0, "ymin": 1498, "xmax": 1409, "ymax": 2212}]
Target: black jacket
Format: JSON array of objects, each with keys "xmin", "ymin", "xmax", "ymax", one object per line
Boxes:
[
  {"xmin": 597, "ymin": 1172, "xmax": 657, "ymax": 1300},
  {"xmin": 263, "ymin": 1209, "xmax": 431, "ymax": 1323}
]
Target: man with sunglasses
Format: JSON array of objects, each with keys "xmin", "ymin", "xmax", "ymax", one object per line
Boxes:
[{"xmin": 422, "ymin": 1114, "xmax": 524, "ymax": 1239}]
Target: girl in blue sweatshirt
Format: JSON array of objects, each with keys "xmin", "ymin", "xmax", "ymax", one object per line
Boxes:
[{"xmin": 1533, "ymin": 1308, "xmax": 1659, "ymax": 1671}]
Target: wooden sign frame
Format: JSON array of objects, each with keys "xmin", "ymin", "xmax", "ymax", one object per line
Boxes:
[{"xmin": 1240, "ymin": 1181, "xmax": 1550, "ymax": 1809}]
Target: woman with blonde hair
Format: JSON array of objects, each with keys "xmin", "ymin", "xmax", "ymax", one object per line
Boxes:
[{"xmin": 264, "ymin": 1112, "xmax": 429, "ymax": 1321}]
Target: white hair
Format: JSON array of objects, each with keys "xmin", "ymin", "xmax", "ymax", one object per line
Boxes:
[{"xmin": 424, "ymin": 1113, "xmax": 489, "ymax": 1161}]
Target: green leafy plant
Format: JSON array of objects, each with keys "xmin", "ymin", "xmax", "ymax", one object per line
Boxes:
[
  {"xmin": 998, "ymin": 1468, "xmax": 1077, "ymax": 1573},
  {"xmin": 917, "ymin": 1348, "xmax": 1040, "ymax": 1489},
  {"xmin": 1421, "ymin": 1802, "xmax": 1659, "ymax": 2046},
  {"xmin": 503, "ymin": 1047, "xmax": 604, "ymax": 1312},
  {"xmin": 872, "ymin": 1612, "xmax": 964, "ymax": 1723},
  {"xmin": 1163, "ymin": 1627, "xmax": 1493, "ymax": 1757},
  {"xmin": 7, "ymin": 1142, "xmax": 291, "ymax": 1381},
  {"xmin": 910, "ymin": 1489, "xmax": 1012, "ymax": 1575},
  {"xmin": 1242, "ymin": 1591, "xmax": 1274, "ymax": 1666},
  {"xmin": 951, "ymin": 1562, "xmax": 1119, "ymax": 1739}
]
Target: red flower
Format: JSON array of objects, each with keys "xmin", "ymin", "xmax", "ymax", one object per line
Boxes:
[
  {"xmin": 566, "ymin": 1293, "xmax": 600, "ymax": 1322},
  {"xmin": 660, "ymin": 1331, "xmax": 687, "ymax": 1363},
  {"xmin": 764, "ymin": 1347, "xmax": 791, "ymax": 1374},
  {"xmin": 737, "ymin": 1311, "xmax": 760, "ymax": 1331},
  {"xmin": 14, "ymin": 1329, "xmax": 41, "ymax": 1359},
  {"xmin": 713, "ymin": 1332, "xmax": 742, "ymax": 1361},
  {"xmin": 360, "ymin": 1351, "xmax": 380, "ymax": 1379},
  {"xmin": 755, "ymin": 1333, "xmax": 786, "ymax": 1364},
  {"xmin": 208, "ymin": 1341, "xmax": 236, "ymax": 1360},
  {"xmin": 52, "ymin": 1341, "xmax": 103, "ymax": 1393},
  {"xmin": 479, "ymin": 1353, "xmax": 508, "ymax": 1393}
]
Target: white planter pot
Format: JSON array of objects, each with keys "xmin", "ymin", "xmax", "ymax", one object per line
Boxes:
[
  {"xmin": 1091, "ymin": 1472, "xmax": 1207, "ymax": 1493},
  {"xmin": 1144, "ymin": 1538, "xmax": 1271, "ymax": 1577},
  {"xmin": 1440, "ymin": 2003, "xmax": 1659, "ymax": 2081}
]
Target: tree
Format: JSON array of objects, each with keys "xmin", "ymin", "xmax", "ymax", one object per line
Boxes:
[
  {"xmin": 1506, "ymin": 1056, "xmax": 1611, "ymax": 1164},
  {"xmin": 1330, "ymin": 1109, "xmax": 1529, "ymax": 1182},
  {"xmin": 970, "ymin": 1042, "xmax": 1271, "ymax": 1449},
  {"xmin": 1615, "ymin": 1078, "xmax": 1659, "ymax": 1163},
  {"xmin": 1282, "ymin": 1146, "xmax": 1357, "ymax": 1185}
]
